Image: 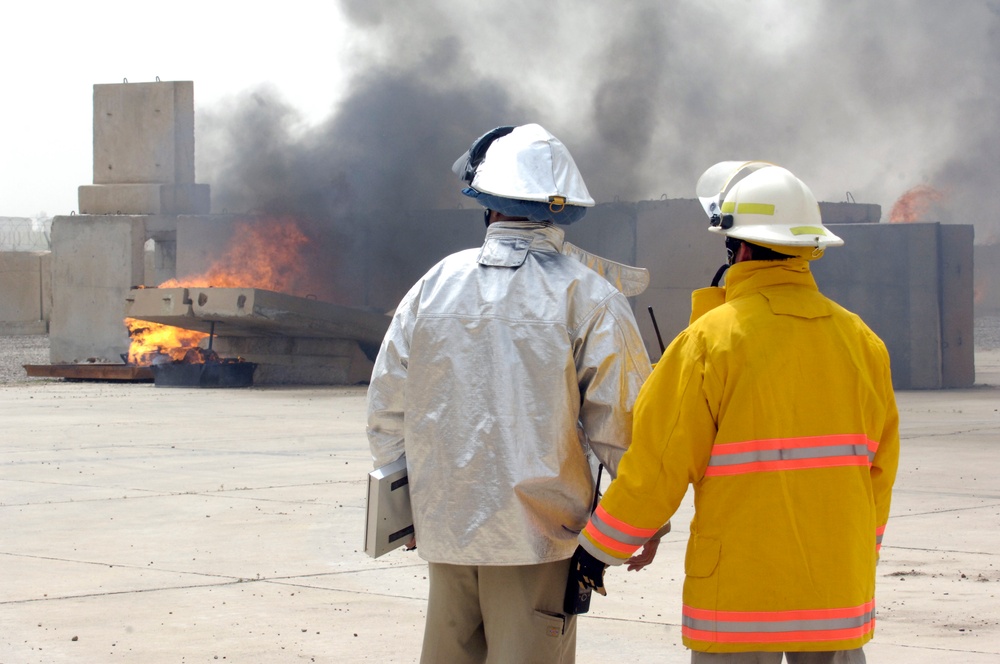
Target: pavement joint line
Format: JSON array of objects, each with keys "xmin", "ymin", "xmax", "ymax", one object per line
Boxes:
[
  {"xmin": 890, "ymin": 502, "xmax": 1000, "ymax": 517},
  {"xmin": 0, "ymin": 551, "xmax": 248, "ymax": 578},
  {"xmin": 262, "ymin": 580, "xmax": 428, "ymax": 603},
  {"xmin": 877, "ymin": 642, "xmax": 1000, "ymax": 656},
  {"xmin": 0, "ymin": 579, "xmax": 254, "ymax": 606},
  {"xmin": 885, "ymin": 545, "xmax": 999, "ymax": 556}
]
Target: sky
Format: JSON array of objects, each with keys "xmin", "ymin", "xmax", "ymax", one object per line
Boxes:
[{"xmin": 3, "ymin": 0, "xmax": 999, "ymax": 244}]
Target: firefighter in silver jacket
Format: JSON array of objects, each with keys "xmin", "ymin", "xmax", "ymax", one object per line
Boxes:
[{"xmin": 366, "ymin": 123, "xmax": 652, "ymax": 663}]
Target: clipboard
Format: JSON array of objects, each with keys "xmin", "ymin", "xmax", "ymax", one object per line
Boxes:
[{"xmin": 363, "ymin": 456, "xmax": 414, "ymax": 558}]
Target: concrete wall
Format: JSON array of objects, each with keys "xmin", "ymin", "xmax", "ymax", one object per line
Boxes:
[
  {"xmin": 0, "ymin": 251, "xmax": 50, "ymax": 334},
  {"xmin": 42, "ymin": 201, "xmax": 975, "ymax": 388},
  {"xmin": 353, "ymin": 200, "xmax": 972, "ymax": 388},
  {"xmin": 813, "ymin": 223, "xmax": 975, "ymax": 389}
]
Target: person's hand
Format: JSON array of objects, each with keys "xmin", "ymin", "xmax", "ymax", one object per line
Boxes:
[
  {"xmin": 626, "ymin": 537, "xmax": 660, "ymax": 571},
  {"xmin": 569, "ymin": 545, "xmax": 608, "ymax": 596}
]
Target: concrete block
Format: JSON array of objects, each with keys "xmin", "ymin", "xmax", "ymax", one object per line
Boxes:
[
  {"xmin": 939, "ymin": 225, "xmax": 976, "ymax": 387},
  {"xmin": 975, "ymin": 244, "xmax": 1000, "ymax": 316},
  {"xmin": 49, "ymin": 215, "xmax": 146, "ymax": 363},
  {"xmin": 211, "ymin": 337, "xmax": 374, "ymax": 385},
  {"xmin": 819, "ymin": 202, "xmax": 882, "ymax": 224},
  {"xmin": 40, "ymin": 251, "xmax": 52, "ymax": 321},
  {"xmin": 816, "ymin": 223, "xmax": 944, "ymax": 389},
  {"xmin": 212, "ymin": 336, "xmax": 361, "ymax": 357},
  {"xmin": 0, "ymin": 251, "xmax": 48, "ymax": 325},
  {"xmin": 251, "ymin": 355, "xmax": 373, "ymax": 385},
  {"xmin": 92, "ymin": 81, "xmax": 195, "ymax": 185},
  {"xmin": 79, "ymin": 184, "xmax": 209, "ymax": 215},
  {"xmin": 636, "ymin": 286, "xmax": 702, "ymax": 358},
  {"xmin": 0, "ymin": 320, "xmax": 47, "ymax": 334},
  {"xmin": 362, "ymin": 209, "xmax": 483, "ymax": 313}
]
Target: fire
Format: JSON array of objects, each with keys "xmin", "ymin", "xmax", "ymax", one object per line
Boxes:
[
  {"xmin": 161, "ymin": 215, "xmax": 311, "ymax": 291},
  {"xmin": 125, "ymin": 318, "xmax": 210, "ymax": 365},
  {"xmin": 125, "ymin": 216, "xmax": 312, "ymax": 365},
  {"xmin": 889, "ymin": 184, "xmax": 945, "ymax": 223}
]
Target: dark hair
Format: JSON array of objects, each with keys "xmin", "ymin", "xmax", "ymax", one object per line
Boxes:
[{"xmin": 726, "ymin": 237, "xmax": 792, "ymax": 263}]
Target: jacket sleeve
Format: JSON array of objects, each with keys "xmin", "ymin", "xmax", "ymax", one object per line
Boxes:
[
  {"xmin": 574, "ymin": 291, "xmax": 652, "ymax": 478},
  {"xmin": 579, "ymin": 329, "xmax": 716, "ymax": 565},
  {"xmin": 366, "ymin": 284, "xmax": 421, "ymax": 469},
  {"xmin": 872, "ymin": 346, "xmax": 900, "ymax": 557}
]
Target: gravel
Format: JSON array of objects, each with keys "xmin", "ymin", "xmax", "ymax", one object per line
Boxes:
[{"xmin": 0, "ymin": 334, "xmax": 52, "ymax": 385}]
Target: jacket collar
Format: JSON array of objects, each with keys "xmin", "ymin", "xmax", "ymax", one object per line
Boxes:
[
  {"xmin": 485, "ymin": 221, "xmax": 565, "ymax": 253},
  {"xmin": 724, "ymin": 258, "xmax": 818, "ymax": 302}
]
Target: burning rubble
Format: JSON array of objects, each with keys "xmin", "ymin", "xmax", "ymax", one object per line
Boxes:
[{"xmin": 124, "ymin": 215, "xmax": 313, "ymax": 373}]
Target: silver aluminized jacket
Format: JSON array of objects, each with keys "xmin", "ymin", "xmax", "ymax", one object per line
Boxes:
[{"xmin": 367, "ymin": 221, "xmax": 651, "ymax": 565}]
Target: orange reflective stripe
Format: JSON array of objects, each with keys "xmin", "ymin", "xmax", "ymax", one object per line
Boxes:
[
  {"xmin": 583, "ymin": 523, "xmax": 637, "ymax": 556},
  {"xmin": 683, "ymin": 603, "xmax": 874, "ymax": 622},
  {"xmin": 683, "ymin": 624, "xmax": 873, "ymax": 644},
  {"xmin": 682, "ymin": 601, "xmax": 876, "ymax": 645},
  {"xmin": 592, "ymin": 504, "xmax": 660, "ymax": 539},
  {"xmin": 705, "ymin": 434, "xmax": 876, "ymax": 477},
  {"xmin": 875, "ymin": 524, "xmax": 886, "ymax": 552}
]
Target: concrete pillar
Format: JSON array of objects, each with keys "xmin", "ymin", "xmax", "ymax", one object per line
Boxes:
[
  {"xmin": 78, "ymin": 81, "xmax": 209, "ymax": 215},
  {"xmin": 49, "ymin": 215, "xmax": 145, "ymax": 363}
]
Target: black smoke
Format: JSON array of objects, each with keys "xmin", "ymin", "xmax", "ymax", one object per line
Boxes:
[{"xmin": 196, "ymin": 1, "xmax": 1000, "ymax": 304}]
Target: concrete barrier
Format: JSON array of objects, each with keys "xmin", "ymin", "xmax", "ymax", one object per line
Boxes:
[{"xmin": 0, "ymin": 251, "xmax": 50, "ymax": 334}]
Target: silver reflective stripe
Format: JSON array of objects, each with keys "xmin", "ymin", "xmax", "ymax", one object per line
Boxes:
[
  {"xmin": 683, "ymin": 609, "xmax": 874, "ymax": 634},
  {"xmin": 709, "ymin": 444, "xmax": 870, "ymax": 467}
]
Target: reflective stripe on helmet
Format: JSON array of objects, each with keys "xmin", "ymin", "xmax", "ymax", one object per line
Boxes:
[
  {"xmin": 790, "ymin": 225, "xmax": 828, "ymax": 236},
  {"xmin": 721, "ymin": 201, "xmax": 776, "ymax": 216}
]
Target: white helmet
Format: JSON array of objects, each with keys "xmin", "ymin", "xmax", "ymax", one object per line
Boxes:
[
  {"xmin": 696, "ymin": 161, "xmax": 843, "ymax": 248},
  {"xmin": 452, "ymin": 123, "xmax": 594, "ymax": 208}
]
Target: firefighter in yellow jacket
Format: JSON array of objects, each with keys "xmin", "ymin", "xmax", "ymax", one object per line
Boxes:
[{"xmin": 571, "ymin": 162, "xmax": 899, "ymax": 663}]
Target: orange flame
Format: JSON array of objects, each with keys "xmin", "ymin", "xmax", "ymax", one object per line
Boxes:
[
  {"xmin": 889, "ymin": 185, "xmax": 945, "ymax": 223},
  {"xmin": 162, "ymin": 216, "xmax": 311, "ymax": 291},
  {"xmin": 124, "ymin": 319, "xmax": 210, "ymax": 365},
  {"xmin": 125, "ymin": 216, "xmax": 312, "ymax": 365}
]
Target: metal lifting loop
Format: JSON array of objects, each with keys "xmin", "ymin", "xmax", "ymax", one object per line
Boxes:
[{"xmin": 548, "ymin": 196, "xmax": 566, "ymax": 214}]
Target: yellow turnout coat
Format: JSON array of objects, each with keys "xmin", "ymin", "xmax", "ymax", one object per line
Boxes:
[{"xmin": 581, "ymin": 258, "xmax": 899, "ymax": 653}]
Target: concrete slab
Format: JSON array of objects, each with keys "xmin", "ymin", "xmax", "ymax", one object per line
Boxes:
[
  {"xmin": 1, "ymin": 355, "xmax": 998, "ymax": 662},
  {"xmin": 125, "ymin": 287, "xmax": 390, "ymax": 347}
]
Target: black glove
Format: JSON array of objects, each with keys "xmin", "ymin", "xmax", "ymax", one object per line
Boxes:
[{"xmin": 564, "ymin": 545, "xmax": 608, "ymax": 614}]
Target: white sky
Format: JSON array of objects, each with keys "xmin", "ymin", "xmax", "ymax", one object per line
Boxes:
[{"xmin": 2, "ymin": 1, "xmax": 354, "ymax": 218}]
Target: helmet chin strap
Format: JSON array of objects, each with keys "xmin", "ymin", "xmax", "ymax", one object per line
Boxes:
[
  {"xmin": 725, "ymin": 237, "xmax": 742, "ymax": 265},
  {"xmin": 711, "ymin": 263, "xmax": 730, "ymax": 287}
]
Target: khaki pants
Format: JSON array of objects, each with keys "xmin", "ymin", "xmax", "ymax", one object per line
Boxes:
[
  {"xmin": 691, "ymin": 648, "xmax": 866, "ymax": 664},
  {"xmin": 420, "ymin": 559, "xmax": 577, "ymax": 664}
]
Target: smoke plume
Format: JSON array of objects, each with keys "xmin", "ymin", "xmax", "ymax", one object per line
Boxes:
[{"xmin": 196, "ymin": 0, "xmax": 1000, "ymax": 299}]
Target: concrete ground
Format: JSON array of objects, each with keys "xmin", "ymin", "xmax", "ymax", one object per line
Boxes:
[{"xmin": 1, "ymin": 350, "xmax": 999, "ymax": 663}]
